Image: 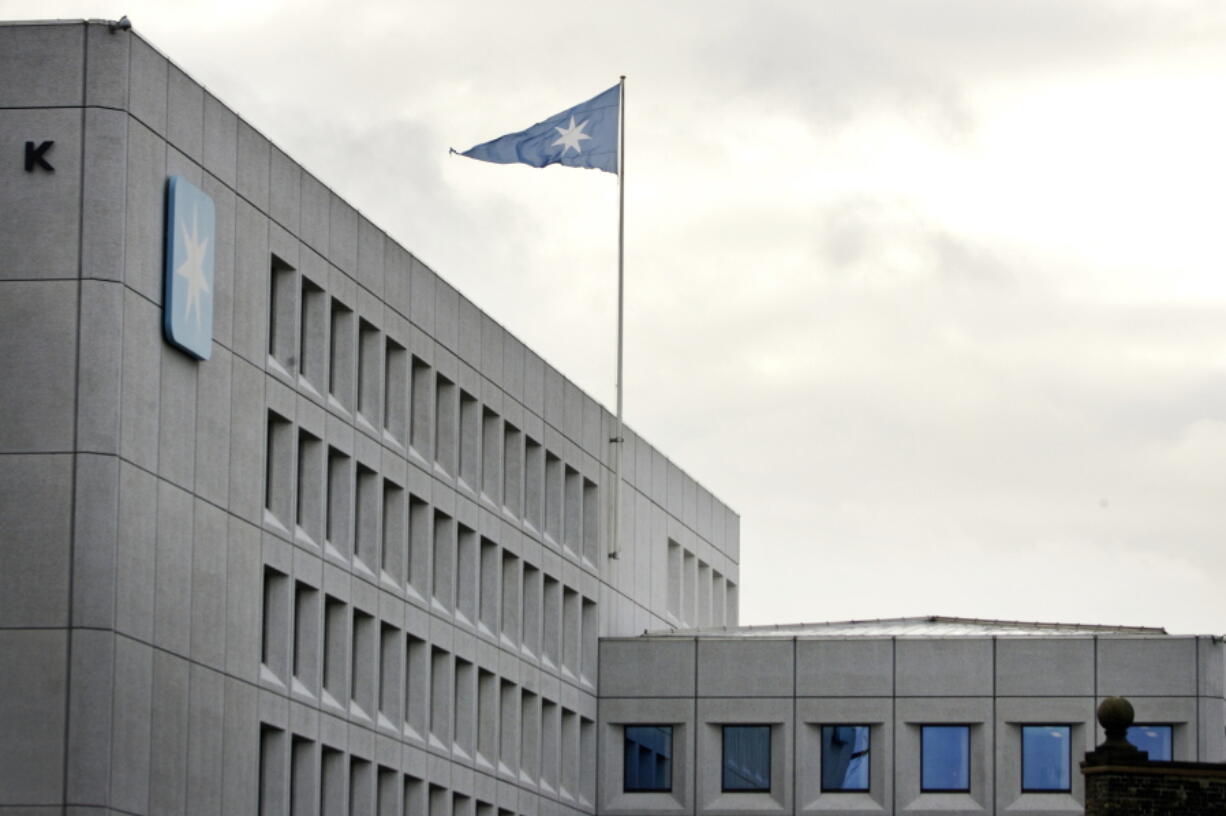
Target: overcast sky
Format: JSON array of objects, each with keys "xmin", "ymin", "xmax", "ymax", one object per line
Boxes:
[{"xmin": 11, "ymin": 0, "xmax": 1225, "ymax": 634}]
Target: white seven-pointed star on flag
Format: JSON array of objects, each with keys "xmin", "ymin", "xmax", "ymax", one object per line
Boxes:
[
  {"xmin": 175, "ymin": 208, "xmax": 211, "ymax": 326},
  {"xmin": 552, "ymin": 115, "xmax": 592, "ymax": 155}
]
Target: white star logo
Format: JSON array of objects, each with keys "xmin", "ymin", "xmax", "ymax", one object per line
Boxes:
[
  {"xmin": 175, "ymin": 207, "xmax": 211, "ymax": 327},
  {"xmin": 552, "ymin": 115, "xmax": 592, "ymax": 155}
]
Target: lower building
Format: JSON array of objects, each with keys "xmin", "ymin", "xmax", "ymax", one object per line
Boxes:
[{"xmin": 0, "ymin": 18, "xmax": 1220, "ymax": 816}]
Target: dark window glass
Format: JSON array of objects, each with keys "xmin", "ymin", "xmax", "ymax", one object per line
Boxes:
[
  {"xmin": 921, "ymin": 726, "xmax": 970, "ymax": 792},
  {"xmin": 1127, "ymin": 725, "xmax": 1172, "ymax": 761},
  {"xmin": 722, "ymin": 725, "xmax": 771, "ymax": 792},
  {"xmin": 623, "ymin": 725, "xmax": 673, "ymax": 792},
  {"xmin": 821, "ymin": 725, "xmax": 870, "ymax": 792},
  {"xmin": 1022, "ymin": 725, "xmax": 1071, "ymax": 792}
]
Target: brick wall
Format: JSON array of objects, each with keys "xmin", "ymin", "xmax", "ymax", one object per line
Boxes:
[{"xmin": 1083, "ymin": 763, "xmax": 1226, "ymax": 815}]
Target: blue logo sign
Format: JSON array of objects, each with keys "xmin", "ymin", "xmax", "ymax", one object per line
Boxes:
[{"xmin": 163, "ymin": 175, "xmax": 215, "ymax": 360}]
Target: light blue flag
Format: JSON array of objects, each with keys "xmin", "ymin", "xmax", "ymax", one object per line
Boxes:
[{"xmin": 454, "ymin": 84, "xmax": 619, "ymax": 174}]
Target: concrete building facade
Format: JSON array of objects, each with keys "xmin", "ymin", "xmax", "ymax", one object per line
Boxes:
[
  {"xmin": 0, "ymin": 19, "xmax": 738, "ymax": 816},
  {"xmin": 1, "ymin": 18, "xmax": 1222, "ymax": 816}
]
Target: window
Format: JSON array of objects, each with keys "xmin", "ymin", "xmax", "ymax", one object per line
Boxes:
[
  {"xmin": 821, "ymin": 725, "xmax": 869, "ymax": 792},
  {"xmin": 624, "ymin": 725, "xmax": 673, "ymax": 792},
  {"xmin": 1021, "ymin": 725, "xmax": 1070, "ymax": 792},
  {"xmin": 921, "ymin": 725, "xmax": 969, "ymax": 792},
  {"xmin": 1127, "ymin": 724, "xmax": 1172, "ymax": 761},
  {"xmin": 722, "ymin": 725, "xmax": 771, "ymax": 792}
]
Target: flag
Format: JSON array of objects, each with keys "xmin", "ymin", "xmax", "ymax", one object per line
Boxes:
[{"xmin": 454, "ymin": 84, "xmax": 619, "ymax": 174}]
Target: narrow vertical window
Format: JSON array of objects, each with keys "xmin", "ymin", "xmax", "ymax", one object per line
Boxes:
[
  {"xmin": 581, "ymin": 478, "xmax": 598, "ymax": 563},
  {"xmin": 481, "ymin": 409, "xmax": 502, "ymax": 505},
  {"xmin": 820, "ymin": 725, "xmax": 870, "ymax": 792},
  {"xmin": 697, "ymin": 560, "xmax": 711, "ymax": 626},
  {"xmin": 261, "ymin": 566, "xmax": 290, "ymax": 683},
  {"xmin": 520, "ymin": 690, "xmax": 540, "ymax": 784},
  {"xmin": 268, "ymin": 255, "xmax": 297, "ymax": 375},
  {"xmin": 580, "ymin": 717, "xmax": 596, "ymax": 805},
  {"xmin": 381, "ymin": 480, "xmax": 405, "ymax": 588},
  {"xmin": 503, "ymin": 423, "xmax": 523, "ymax": 518},
  {"xmin": 432, "ymin": 510, "xmax": 455, "ymax": 613},
  {"xmin": 404, "ymin": 777, "xmax": 425, "ymax": 816},
  {"xmin": 428, "ymin": 785, "xmax": 449, "ymax": 816},
  {"xmin": 541, "ymin": 699, "xmax": 560, "ymax": 793},
  {"xmin": 478, "ymin": 538, "xmax": 500, "ymax": 637},
  {"xmin": 499, "ymin": 680, "xmax": 519, "ymax": 775},
  {"xmin": 726, "ymin": 580, "xmax": 739, "ymax": 626},
  {"xmin": 457, "ymin": 390, "xmax": 479, "ymax": 490},
  {"xmin": 356, "ymin": 318, "xmax": 381, "ymax": 428},
  {"xmin": 476, "ymin": 669, "xmax": 498, "ymax": 768},
  {"xmin": 544, "ymin": 451, "xmax": 562, "ymax": 544},
  {"xmin": 580, "ymin": 597, "xmax": 597, "ymax": 685},
  {"xmin": 453, "ymin": 657, "xmax": 475, "ymax": 758},
  {"xmin": 563, "ymin": 466, "xmax": 581, "ymax": 555},
  {"xmin": 322, "ymin": 595, "xmax": 347, "ymax": 709},
  {"xmin": 320, "ymin": 745, "xmax": 344, "ymax": 816},
  {"xmin": 298, "ymin": 275, "xmax": 326, "ymax": 392},
  {"xmin": 561, "ymin": 587, "xmax": 579, "ymax": 678},
  {"xmin": 542, "ymin": 575, "xmax": 561, "ymax": 669},
  {"xmin": 682, "ymin": 550, "xmax": 696, "ymax": 625},
  {"xmin": 295, "ymin": 429, "xmax": 323, "ymax": 545},
  {"xmin": 666, "ymin": 540, "xmax": 681, "ymax": 619},
  {"xmin": 328, "ymin": 299, "xmax": 355, "ymax": 411},
  {"xmin": 521, "ymin": 563, "xmax": 542, "ymax": 658},
  {"xmin": 350, "ymin": 608, "xmax": 375, "ymax": 719},
  {"xmin": 376, "ymin": 766, "xmax": 398, "ymax": 816},
  {"xmin": 409, "ymin": 356, "xmax": 433, "ymax": 460},
  {"xmin": 500, "ymin": 552, "xmax": 521, "ymax": 646},
  {"xmin": 434, "ymin": 374, "xmax": 457, "ymax": 476},
  {"xmin": 383, "ymin": 337, "xmax": 407, "ymax": 443},
  {"xmin": 430, "ymin": 647, "xmax": 453, "ymax": 749},
  {"xmin": 524, "ymin": 437, "xmax": 544, "ymax": 532},
  {"xmin": 290, "ymin": 735, "xmax": 315, "ymax": 816},
  {"xmin": 455, "ymin": 524, "xmax": 478, "ymax": 626},
  {"xmin": 406, "ymin": 495, "xmax": 430, "ymax": 601},
  {"xmin": 353, "ymin": 463, "xmax": 379, "ymax": 577},
  {"xmin": 378, "ymin": 623, "xmax": 401, "ymax": 728},
  {"xmin": 561, "ymin": 709, "xmax": 579, "ymax": 799},
  {"xmin": 712, "ymin": 571, "xmax": 726, "ymax": 626},
  {"xmin": 292, "ymin": 581, "xmax": 320, "ymax": 694},
  {"xmin": 258, "ymin": 724, "xmax": 287, "ymax": 815},
  {"xmin": 264, "ymin": 411, "xmax": 294, "ymax": 528},
  {"xmin": 404, "ymin": 634, "xmax": 428, "ymax": 740},
  {"xmin": 349, "ymin": 756, "xmax": 373, "ymax": 816},
  {"xmin": 325, "ymin": 447, "xmax": 351, "ymax": 561}
]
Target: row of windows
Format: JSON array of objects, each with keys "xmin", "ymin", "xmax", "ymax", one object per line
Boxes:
[
  {"xmin": 268, "ymin": 258, "xmax": 601, "ymax": 565},
  {"xmin": 666, "ymin": 539, "xmax": 736, "ymax": 628},
  {"xmin": 622, "ymin": 723, "xmax": 1175, "ymax": 795},
  {"xmin": 258, "ymin": 723, "xmax": 596, "ymax": 816},
  {"xmin": 261, "ymin": 568, "xmax": 598, "ymax": 769},
  {"xmin": 264, "ymin": 418, "xmax": 599, "ymax": 675}
]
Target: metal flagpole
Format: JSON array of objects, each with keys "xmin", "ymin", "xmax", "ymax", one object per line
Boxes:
[{"xmin": 609, "ymin": 75, "xmax": 626, "ymax": 560}]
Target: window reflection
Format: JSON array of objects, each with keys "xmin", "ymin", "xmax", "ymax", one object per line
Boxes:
[
  {"xmin": 623, "ymin": 725, "xmax": 673, "ymax": 792},
  {"xmin": 1022, "ymin": 725, "xmax": 1070, "ymax": 792},
  {"xmin": 1127, "ymin": 725, "xmax": 1172, "ymax": 761},
  {"xmin": 921, "ymin": 726, "xmax": 970, "ymax": 792},
  {"xmin": 722, "ymin": 725, "xmax": 771, "ymax": 792},
  {"xmin": 821, "ymin": 725, "xmax": 870, "ymax": 792}
]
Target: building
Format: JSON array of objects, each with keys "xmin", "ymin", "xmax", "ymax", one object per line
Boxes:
[
  {"xmin": 0, "ymin": 19, "xmax": 1221, "ymax": 816},
  {"xmin": 0, "ymin": 18, "xmax": 738, "ymax": 816}
]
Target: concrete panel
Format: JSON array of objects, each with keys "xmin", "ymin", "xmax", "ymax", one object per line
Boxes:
[
  {"xmin": 150, "ymin": 650, "xmax": 191, "ymax": 816},
  {"xmin": 222, "ymin": 676, "xmax": 258, "ymax": 815},
  {"xmin": 796, "ymin": 697, "xmax": 894, "ymax": 814},
  {"xmin": 299, "ymin": 172, "xmax": 330, "ymax": 257},
  {"xmin": 86, "ymin": 20, "xmax": 130, "ymax": 107},
  {"xmin": 231, "ymin": 197, "xmax": 270, "ymax": 365},
  {"xmin": 385, "ymin": 242, "xmax": 412, "ymax": 321},
  {"xmin": 124, "ymin": 118, "xmax": 167, "ymax": 301},
  {"xmin": 267, "ymin": 145, "xmax": 298, "ymax": 233},
  {"xmin": 81, "ymin": 107, "xmax": 127, "ymax": 283},
  {"xmin": 225, "ymin": 516, "xmax": 261, "ymax": 682},
  {"xmin": 411, "ymin": 256, "xmax": 436, "ymax": 335},
  {"xmin": 115, "ymin": 460, "xmax": 157, "ymax": 640},
  {"xmin": 329, "ymin": 194, "xmax": 358, "ymax": 275},
  {"xmin": 796, "ymin": 638, "xmax": 894, "ymax": 697},
  {"xmin": 191, "ymin": 500, "xmax": 229, "ymax": 670},
  {"xmin": 695, "ymin": 697, "xmax": 792, "ymax": 815},
  {"xmin": 159, "ymin": 343, "xmax": 199, "ymax": 489},
  {"xmin": 598, "ymin": 697, "xmax": 694, "ymax": 815},
  {"xmin": 0, "ymin": 629, "xmax": 67, "ymax": 804},
  {"xmin": 0, "ymin": 453, "xmax": 71, "ymax": 627},
  {"xmin": 1200, "ymin": 637, "xmax": 1225, "ymax": 698},
  {"xmin": 994, "ymin": 697, "xmax": 1093, "ymax": 814},
  {"xmin": 895, "ymin": 638, "xmax": 993, "ymax": 697},
  {"xmin": 77, "ymin": 280, "xmax": 124, "ymax": 453},
  {"xmin": 228, "ymin": 351, "xmax": 266, "ymax": 525},
  {"xmin": 195, "ymin": 345, "xmax": 233, "ymax": 506},
  {"xmin": 0, "ymin": 22, "xmax": 83, "ymax": 106},
  {"xmin": 111, "ymin": 636, "xmax": 154, "ymax": 815},
  {"xmin": 66, "ymin": 629, "xmax": 116, "ymax": 804},
  {"xmin": 167, "ymin": 63, "xmax": 204, "ymax": 162},
  {"xmin": 71, "ymin": 453, "xmax": 119, "ymax": 628},
  {"xmin": 120, "ymin": 290, "xmax": 163, "ymax": 469},
  {"xmin": 996, "ymin": 638, "xmax": 1094, "ymax": 697},
  {"xmin": 0, "ymin": 281, "xmax": 78, "ymax": 451},
  {"xmin": 600, "ymin": 639, "xmax": 695, "ymax": 698},
  {"xmin": 129, "ymin": 34, "xmax": 168, "ymax": 135},
  {"xmin": 155, "ymin": 480, "xmax": 195, "ymax": 655},
  {"xmin": 357, "ymin": 217, "xmax": 385, "ymax": 298},
  {"xmin": 186, "ymin": 664, "xmax": 225, "ymax": 816},
  {"xmin": 232, "ymin": 122, "xmax": 271, "ymax": 221},
  {"xmin": 894, "ymin": 696, "xmax": 994, "ymax": 816},
  {"xmin": 1098, "ymin": 637, "xmax": 1197, "ymax": 697},
  {"xmin": 202, "ymin": 92, "xmax": 238, "ymax": 189},
  {"xmin": 697, "ymin": 639, "xmax": 794, "ymax": 697}
]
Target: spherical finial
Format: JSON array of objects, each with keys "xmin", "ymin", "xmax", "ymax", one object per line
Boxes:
[{"xmin": 1097, "ymin": 696, "xmax": 1135, "ymax": 741}]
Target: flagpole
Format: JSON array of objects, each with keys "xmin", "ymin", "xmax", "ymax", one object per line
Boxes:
[{"xmin": 609, "ymin": 75, "xmax": 626, "ymax": 560}]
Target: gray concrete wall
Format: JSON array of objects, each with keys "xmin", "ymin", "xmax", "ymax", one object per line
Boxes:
[
  {"xmin": 597, "ymin": 635, "xmax": 1226, "ymax": 816},
  {"xmin": 0, "ymin": 19, "xmax": 738, "ymax": 814}
]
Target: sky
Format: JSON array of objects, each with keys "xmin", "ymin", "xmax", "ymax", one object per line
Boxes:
[{"xmin": 9, "ymin": 0, "xmax": 1225, "ymax": 635}]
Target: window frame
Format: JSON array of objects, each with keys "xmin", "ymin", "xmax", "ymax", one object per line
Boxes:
[
  {"xmin": 819, "ymin": 724, "xmax": 871, "ymax": 793},
  {"xmin": 721, "ymin": 723, "xmax": 773, "ymax": 794},
  {"xmin": 622, "ymin": 724, "xmax": 675, "ymax": 793},
  {"xmin": 1020, "ymin": 724, "xmax": 1072, "ymax": 794},
  {"xmin": 920, "ymin": 724, "xmax": 971, "ymax": 793}
]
